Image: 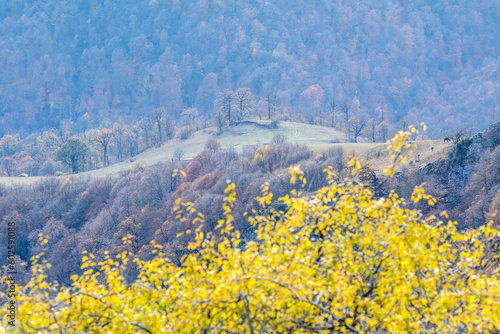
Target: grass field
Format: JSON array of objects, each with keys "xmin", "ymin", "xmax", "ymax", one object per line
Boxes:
[
  {"xmin": 0, "ymin": 121, "xmax": 450, "ymax": 187},
  {"xmin": 310, "ymin": 140, "xmax": 451, "ymax": 172}
]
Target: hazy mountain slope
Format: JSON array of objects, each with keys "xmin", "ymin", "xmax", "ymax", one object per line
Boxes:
[{"xmin": 0, "ymin": 0, "xmax": 499, "ymax": 137}]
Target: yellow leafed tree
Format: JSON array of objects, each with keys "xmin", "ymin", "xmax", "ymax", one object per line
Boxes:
[{"xmin": 4, "ymin": 125, "xmax": 500, "ymax": 333}]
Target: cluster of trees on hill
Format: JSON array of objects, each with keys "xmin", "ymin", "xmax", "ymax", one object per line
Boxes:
[
  {"xmin": 0, "ymin": 101, "xmax": 229, "ymax": 176},
  {"xmin": 0, "ymin": 109, "xmax": 176, "ymax": 176},
  {"xmin": 0, "ymin": 89, "xmax": 398, "ymax": 177},
  {"xmin": 1, "ymin": 0, "xmax": 499, "ymax": 140},
  {"xmin": 6, "ymin": 129, "xmax": 500, "ymax": 333}
]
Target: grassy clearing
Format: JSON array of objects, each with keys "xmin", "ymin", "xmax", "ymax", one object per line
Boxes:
[
  {"xmin": 0, "ymin": 121, "xmax": 450, "ymax": 187},
  {"xmin": 215, "ymin": 121, "xmax": 348, "ymax": 148}
]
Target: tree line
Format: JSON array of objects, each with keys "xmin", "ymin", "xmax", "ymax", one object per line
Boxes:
[{"xmin": 0, "ymin": 86, "xmax": 409, "ymax": 177}]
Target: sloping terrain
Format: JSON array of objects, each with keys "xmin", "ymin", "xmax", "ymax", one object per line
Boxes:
[
  {"xmin": 384, "ymin": 122, "xmax": 500, "ymax": 229},
  {"xmin": 0, "ymin": 120, "xmax": 450, "ymax": 187},
  {"xmin": 0, "ymin": 121, "xmax": 347, "ymax": 186}
]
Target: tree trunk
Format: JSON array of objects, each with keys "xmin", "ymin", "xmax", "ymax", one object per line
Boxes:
[
  {"xmin": 104, "ymin": 145, "xmax": 108, "ymax": 166},
  {"xmin": 71, "ymin": 156, "xmax": 77, "ymax": 173},
  {"xmin": 158, "ymin": 122, "xmax": 162, "ymax": 146}
]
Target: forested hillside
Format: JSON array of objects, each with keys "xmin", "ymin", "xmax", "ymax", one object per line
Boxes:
[
  {"xmin": 1, "ymin": 123, "xmax": 499, "ymax": 286},
  {"xmin": 5, "ymin": 128, "xmax": 500, "ymax": 333},
  {"xmin": 1, "ymin": 0, "xmax": 499, "ymax": 138},
  {"xmin": 0, "ymin": 142, "xmax": 337, "ymax": 285}
]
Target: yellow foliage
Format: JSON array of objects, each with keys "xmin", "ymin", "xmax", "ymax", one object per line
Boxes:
[
  {"xmin": 315, "ymin": 153, "xmax": 325, "ymax": 161},
  {"xmin": 61, "ymin": 175, "xmax": 74, "ymax": 187},
  {"xmin": 5, "ymin": 125, "xmax": 500, "ymax": 333}
]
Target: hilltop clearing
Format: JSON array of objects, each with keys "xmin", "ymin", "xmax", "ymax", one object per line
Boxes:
[{"xmin": 0, "ymin": 121, "xmax": 450, "ymax": 187}]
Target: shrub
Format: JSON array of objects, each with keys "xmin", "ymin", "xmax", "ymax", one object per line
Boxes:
[
  {"xmin": 284, "ymin": 144, "xmax": 312, "ymax": 166},
  {"xmin": 179, "ymin": 127, "xmax": 193, "ymax": 141},
  {"xmin": 325, "ymin": 146, "xmax": 345, "ymax": 172},
  {"xmin": 13, "ymin": 164, "xmax": 500, "ymax": 333},
  {"xmin": 172, "ymin": 148, "xmax": 184, "ymax": 161},
  {"xmin": 271, "ymin": 133, "xmax": 287, "ymax": 146},
  {"xmin": 204, "ymin": 139, "xmax": 222, "ymax": 152}
]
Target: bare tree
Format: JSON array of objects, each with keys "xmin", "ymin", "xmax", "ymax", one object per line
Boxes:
[
  {"xmin": 451, "ymin": 130, "xmax": 466, "ymax": 144},
  {"xmin": 93, "ymin": 129, "xmax": 114, "ymax": 166},
  {"xmin": 265, "ymin": 93, "xmax": 278, "ymax": 120},
  {"xmin": 112, "ymin": 123, "xmax": 127, "ymax": 160},
  {"xmin": 348, "ymin": 117, "xmax": 368, "ymax": 143},
  {"xmin": 80, "ymin": 113, "xmax": 91, "ymax": 139},
  {"xmin": 125, "ymin": 127, "xmax": 140, "ymax": 157},
  {"xmin": 329, "ymin": 100, "xmax": 337, "ymax": 127},
  {"xmin": 215, "ymin": 90, "xmax": 235, "ymax": 124},
  {"xmin": 180, "ymin": 108, "xmax": 199, "ymax": 129},
  {"xmin": 340, "ymin": 101, "xmax": 350, "ymax": 122},
  {"xmin": 165, "ymin": 116, "xmax": 176, "ymax": 141},
  {"xmin": 205, "ymin": 139, "xmax": 222, "ymax": 152},
  {"xmin": 152, "ymin": 108, "xmax": 165, "ymax": 146},
  {"xmin": 213, "ymin": 109, "xmax": 226, "ymax": 130},
  {"xmin": 400, "ymin": 116, "xmax": 409, "ymax": 131},
  {"xmin": 377, "ymin": 122, "xmax": 389, "ymax": 142},
  {"xmin": 172, "ymin": 148, "xmax": 184, "ymax": 161},
  {"xmin": 367, "ymin": 118, "xmax": 378, "ymax": 143},
  {"xmin": 58, "ymin": 119, "xmax": 74, "ymax": 143},
  {"xmin": 234, "ymin": 88, "xmax": 255, "ymax": 121},
  {"xmin": 272, "ymin": 133, "xmax": 287, "ymax": 146},
  {"xmin": 137, "ymin": 117, "xmax": 153, "ymax": 149}
]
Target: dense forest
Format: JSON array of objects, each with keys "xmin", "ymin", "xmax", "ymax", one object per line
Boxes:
[{"xmin": 1, "ymin": 0, "xmax": 499, "ymax": 140}]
